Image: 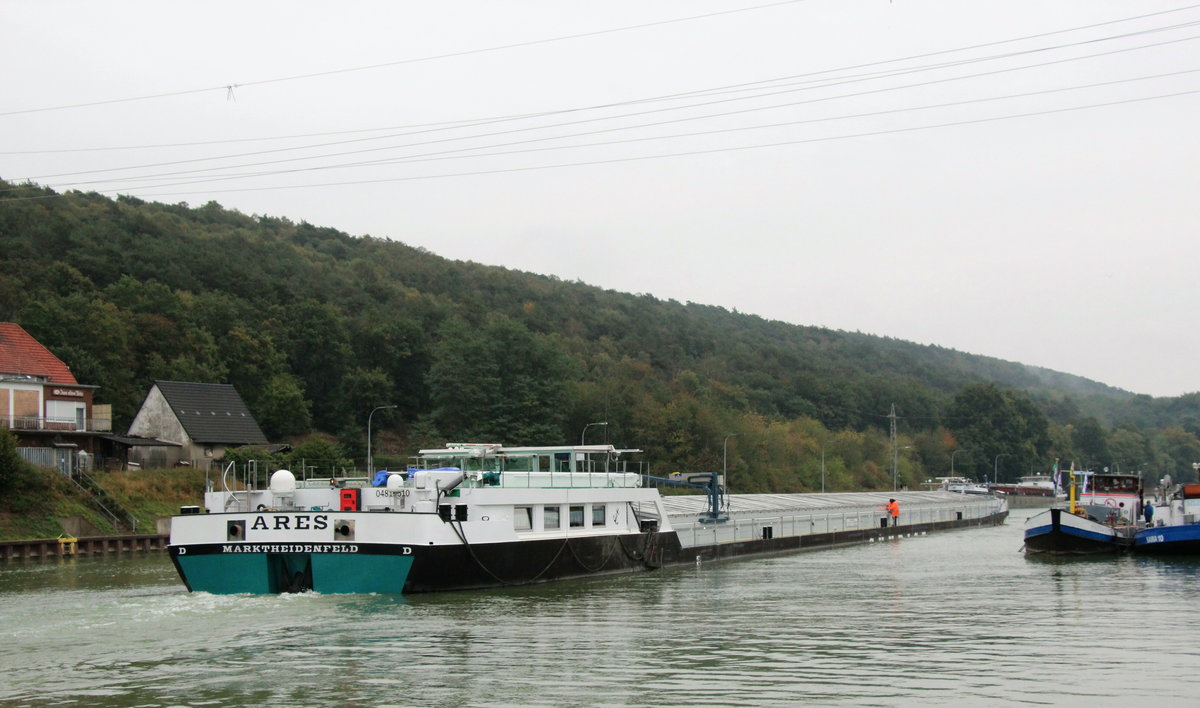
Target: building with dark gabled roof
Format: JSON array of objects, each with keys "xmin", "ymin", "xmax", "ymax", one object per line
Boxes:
[{"xmin": 126, "ymin": 380, "xmax": 268, "ymax": 468}]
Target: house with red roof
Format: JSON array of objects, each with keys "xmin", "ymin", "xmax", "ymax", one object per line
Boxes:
[{"xmin": 0, "ymin": 322, "xmax": 115, "ymax": 472}]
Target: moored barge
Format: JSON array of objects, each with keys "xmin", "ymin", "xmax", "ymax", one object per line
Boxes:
[{"xmin": 1023, "ymin": 469, "xmax": 1141, "ymax": 554}]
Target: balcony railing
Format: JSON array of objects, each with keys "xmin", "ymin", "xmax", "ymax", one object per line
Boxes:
[{"xmin": 0, "ymin": 415, "xmax": 112, "ymax": 433}]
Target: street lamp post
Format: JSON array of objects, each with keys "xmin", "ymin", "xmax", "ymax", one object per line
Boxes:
[
  {"xmin": 820, "ymin": 439, "xmax": 840, "ymax": 493},
  {"xmin": 367, "ymin": 405, "xmax": 397, "ymax": 473},
  {"xmin": 723, "ymin": 433, "xmax": 739, "ymax": 499},
  {"xmin": 994, "ymin": 453, "xmax": 1011, "ymax": 486},
  {"xmin": 893, "ymin": 445, "xmax": 912, "ymax": 491},
  {"xmin": 581, "ymin": 421, "xmax": 608, "ymax": 445},
  {"xmin": 951, "ymin": 449, "xmax": 969, "ymax": 476}
]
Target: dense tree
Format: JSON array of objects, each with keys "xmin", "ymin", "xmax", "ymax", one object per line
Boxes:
[
  {"xmin": 351, "ymin": 317, "xmax": 431, "ymax": 419},
  {"xmin": 270, "ymin": 301, "xmax": 354, "ymax": 431},
  {"xmin": 425, "ymin": 315, "xmax": 571, "ymax": 444},
  {"xmin": 1071, "ymin": 418, "xmax": 1111, "ymax": 469},
  {"xmin": 1154, "ymin": 428, "xmax": 1200, "ymax": 483},
  {"xmin": 255, "ymin": 374, "xmax": 312, "ymax": 439},
  {"xmin": 20, "ymin": 293, "xmax": 143, "ymax": 421},
  {"xmin": 946, "ymin": 383, "xmax": 1049, "ymax": 483},
  {"xmin": 1107, "ymin": 426, "xmax": 1151, "ymax": 474}
]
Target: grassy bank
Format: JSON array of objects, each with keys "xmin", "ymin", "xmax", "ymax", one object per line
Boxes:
[
  {"xmin": 0, "ymin": 465, "xmax": 209, "ymax": 541},
  {"xmin": 97, "ymin": 468, "xmax": 210, "ymax": 534}
]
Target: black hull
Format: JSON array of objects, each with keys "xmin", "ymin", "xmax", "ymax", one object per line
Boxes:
[
  {"xmin": 403, "ymin": 531, "xmax": 681, "ymax": 593},
  {"xmin": 1023, "ymin": 508, "xmax": 1128, "ymax": 555},
  {"xmin": 403, "ymin": 510, "xmax": 1009, "ymax": 593},
  {"xmin": 1023, "ymin": 532, "xmax": 1121, "ymax": 555}
]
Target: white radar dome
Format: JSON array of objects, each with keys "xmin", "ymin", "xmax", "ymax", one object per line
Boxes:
[
  {"xmin": 269, "ymin": 469, "xmax": 297, "ymax": 493},
  {"xmin": 386, "ymin": 473, "xmax": 405, "ymax": 490}
]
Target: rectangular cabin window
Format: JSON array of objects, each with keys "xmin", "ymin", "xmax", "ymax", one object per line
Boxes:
[
  {"xmin": 592, "ymin": 504, "xmax": 606, "ymax": 527},
  {"xmin": 544, "ymin": 506, "xmax": 560, "ymax": 529},
  {"xmin": 1101, "ymin": 478, "xmax": 1135, "ymax": 493},
  {"xmin": 569, "ymin": 505, "xmax": 585, "ymax": 528},
  {"xmin": 514, "ymin": 506, "xmax": 532, "ymax": 531}
]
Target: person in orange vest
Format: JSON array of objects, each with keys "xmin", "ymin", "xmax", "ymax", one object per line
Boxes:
[{"xmin": 886, "ymin": 498, "xmax": 900, "ymax": 527}]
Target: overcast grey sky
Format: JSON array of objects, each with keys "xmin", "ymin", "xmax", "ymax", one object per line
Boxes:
[{"xmin": 3, "ymin": 1, "xmax": 1198, "ymax": 397}]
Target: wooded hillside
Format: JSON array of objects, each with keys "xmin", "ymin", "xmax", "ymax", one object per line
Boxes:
[{"xmin": 3, "ymin": 180, "xmax": 1198, "ymax": 488}]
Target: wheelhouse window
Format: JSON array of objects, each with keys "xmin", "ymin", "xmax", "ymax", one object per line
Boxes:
[
  {"xmin": 1092, "ymin": 477, "xmax": 1137, "ymax": 494},
  {"xmin": 569, "ymin": 505, "xmax": 585, "ymax": 528},
  {"xmin": 514, "ymin": 506, "xmax": 532, "ymax": 531},
  {"xmin": 544, "ymin": 506, "xmax": 560, "ymax": 530},
  {"xmin": 592, "ymin": 504, "xmax": 606, "ymax": 527}
]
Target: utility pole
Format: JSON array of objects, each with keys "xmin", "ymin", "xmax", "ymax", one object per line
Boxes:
[{"xmin": 890, "ymin": 403, "xmax": 899, "ymax": 491}]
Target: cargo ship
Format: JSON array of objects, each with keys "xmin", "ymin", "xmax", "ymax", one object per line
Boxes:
[{"xmin": 169, "ymin": 443, "xmax": 1009, "ymax": 594}]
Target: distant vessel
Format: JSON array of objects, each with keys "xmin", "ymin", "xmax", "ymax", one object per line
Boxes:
[
  {"xmin": 935, "ymin": 477, "xmax": 991, "ymax": 495},
  {"xmin": 1134, "ymin": 483, "xmax": 1200, "ymax": 554},
  {"xmin": 989, "ymin": 475, "xmax": 1060, "ymax": 498},
  {"xmin": 169, "ymin": 442, "xmax": 1009, "ymax": 594},
  {"xmin": 1023, "ymin": 469, "xmax": 1140, "ymax": 554}
]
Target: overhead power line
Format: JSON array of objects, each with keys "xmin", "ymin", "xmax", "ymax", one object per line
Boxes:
[
  {"xmin": 36, "ymin": 63, "xmax": 1200, "ymax": 195},
  {"xmin": 3, "ymin": 5, "xmax": 1198, "ymax": 201},
  {"xmin": 0, "ymin": 0, "xmax": 813, "ymax": 118},
  {"xmin": 5, "ymin": 2, "xmax": 1199, "ymax": 151},
  {"xmin": 37, "ymin": 87, "xmax": 1195, "ymax": 201},
  {"xmin": 12, "ymin": 29, "xmax": 1199, "ymax": 192}
]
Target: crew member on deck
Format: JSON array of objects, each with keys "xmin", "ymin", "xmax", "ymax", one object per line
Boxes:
[{"xmin": 886, "ymin": 498, "xmax": 900, "ymax": 527}]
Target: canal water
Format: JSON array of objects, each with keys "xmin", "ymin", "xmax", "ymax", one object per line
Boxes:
[{"xmin": 2, "ymin": 509, "xmax": 1198, "ymax": 707}]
